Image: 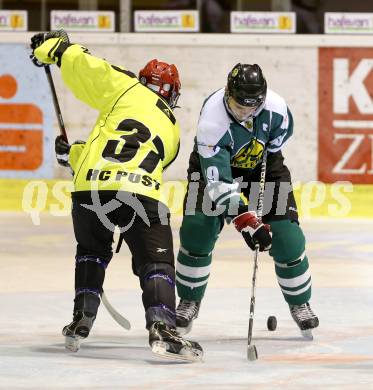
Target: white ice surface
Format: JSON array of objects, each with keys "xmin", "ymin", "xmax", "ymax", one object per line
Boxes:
[{"xmin": 1, "ymin": 214, "xmax": 373, "ymax": 390}]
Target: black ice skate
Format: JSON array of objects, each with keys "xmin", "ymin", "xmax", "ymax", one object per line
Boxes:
[
  {"xmin": 62, "ymin": 311, "xmax": 95, "ymax": 352},
  {"xmin": 149, "ymin": 321, "xmax": 203, "ymax": 362},
  {"xmin": 290, "ymin": 302, "xmax": 319, "ymax": 340},
  {"xmin": 176, "ymin": 300, "xmax": 200, "ymax": 335}
]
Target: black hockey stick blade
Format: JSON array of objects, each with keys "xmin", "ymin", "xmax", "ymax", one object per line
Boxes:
[
  {"xmin": 101, "ymin": 292, "xmax": 131, "ymax": 330},
  {"xmin": 247, "ymin": 344, "xmax": 258, "ymax": 361}
]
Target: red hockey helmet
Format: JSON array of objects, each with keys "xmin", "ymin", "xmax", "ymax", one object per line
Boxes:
[{"xmin": 139, "ymin": 59, "xmax": 181, "ymax": 108}]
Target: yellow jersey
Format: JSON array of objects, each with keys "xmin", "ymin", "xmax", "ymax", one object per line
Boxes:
[{"xmin": 57, "ymin": 44, "xmax": 180, "ymax": 203}]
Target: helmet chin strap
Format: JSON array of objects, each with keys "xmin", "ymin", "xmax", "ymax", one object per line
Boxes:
[
  {"xmin": 224, "ymin": 92, "xmax": 266, "ymax": 123},
  {"xmin": 169, "ymin": 91, "xmax": 180, "ymax": 109},
  {"xmin": 223, "ymin": 93, "xmax": 253, "ymax": 123},
  {"xmin": 237, "ymin": 112, "xmax": 253, "ymax": 122},
  {"xmin": 253, "ymin": 101, "xmax": 265, "ymax": 117},
  {"xmin": 224, "ymin": 93, "xmax": 240, "ymax": 122}
]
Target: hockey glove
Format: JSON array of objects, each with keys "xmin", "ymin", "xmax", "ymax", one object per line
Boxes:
[
  {"xmin": 55, "ymin": 135, "xmax": 71, "ymax": 168},
  {"xmin": 30, "ymin": 29, "xmax": 70, "ymax": 67},
  {"xmin": 55, "ymin": 136, "xmax": 85, "ymax": 170},
  {"xmin": 232, "ymin": 211, "xmax": 272, "ymax": 252}
]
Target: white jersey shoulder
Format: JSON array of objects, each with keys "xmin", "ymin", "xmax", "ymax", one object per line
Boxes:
[
  {"xmin": 263, "ymin": 89, "xmax": 288, "ymax": 118},
  {"xmin": 197, "ymin": 88, "xmax": 231, "ymax": 158}
]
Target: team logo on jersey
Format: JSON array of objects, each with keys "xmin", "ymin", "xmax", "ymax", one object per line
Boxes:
[{"xmin": 232, "ymin": 138, "xmax": 264, "ymax": 169}]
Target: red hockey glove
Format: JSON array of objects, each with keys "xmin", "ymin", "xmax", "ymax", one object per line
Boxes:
[{"xmin": 232, "ymin": 211, "xmax": 272, "ymax": 252}]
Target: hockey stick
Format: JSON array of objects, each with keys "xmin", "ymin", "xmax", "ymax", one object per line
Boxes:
[
  {"xmin": 44, "ymin": 65, "xmax": 68, "ymax": 142},
  {"xmin": 30, "ymin": 30, "xmax": 69, "ymax": 141},
  {"xmin": 247, "ymin": 149, "xmax": 268, "ymax": 361},
  {"xmin": 42, "ymin": 62, "xmax": 131, "ymax": 332},
  {"xmin": 101, "ymin": 291, "xmax": 131, "ymax": 330}
]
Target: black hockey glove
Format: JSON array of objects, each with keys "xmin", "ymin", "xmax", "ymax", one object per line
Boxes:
[
  {"xmin": 30, "ymin": 29, "xmax": 70, "ymax": 67},
  {"xmin": 55, "ymin": 136, "xmax": 85, "ymax": 169},
  {"xmin": 232, "ymin": 211, "xmax": 272, "ymax": 252},
  {"xmin": 30, "ymin": 29, "xmax": 70, "ymax": 50},
  {"xmin": 55, "ymin": 135, "xmax": 70, "ymax": 168}
]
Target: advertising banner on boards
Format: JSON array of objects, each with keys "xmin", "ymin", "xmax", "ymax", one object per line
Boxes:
[
  {"xmin": 51, "ymin": 10, "xmax": 115, "ymax": 32},
  {"xmin": 325, "ymin": 13, "xmax": 373, "ymax": 34},
  {"xmin": 319, "ymin": 48, "xmax": 373, "ymax": 184},
  {"xmin": 0, "ymin": 10, "xmax": 27, "ymax": 31},
  {"xmin": 230, "ymin": 12, "xmax": 296, "ymax": 33},
  {"xmin": 134, "ymin": 10, "xmax": 199, "ymax": 32},
  {"xmin": 0, "ymin": 45, "xmax": 54, "ymax": 178}
]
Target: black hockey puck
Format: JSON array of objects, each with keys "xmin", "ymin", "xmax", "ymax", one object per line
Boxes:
[{"xmin": 267, "ymin": 316, "xmax": 277, "ymax": 331}]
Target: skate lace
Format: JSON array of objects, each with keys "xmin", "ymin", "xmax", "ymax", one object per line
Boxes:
[
  {"xmin": 177, "ymin": 300, "xmax": 199, "ymax": 320},
  {"xmin": 291, "ymin": 303, "xmax": 316, "ymax": 321}
]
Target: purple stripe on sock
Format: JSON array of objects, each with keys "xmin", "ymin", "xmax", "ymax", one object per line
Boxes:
[
  {"xmin": 75, "ymin": 288, "xmax": 100, "ymax": 298},
  {"xmin": 146, "ymin": 272, "xmax": 175, "ymax": 287},
  {"xmin": 151, "ymin": 304, "xmax": 176, "ymax": 316},
  {"xmin": 75, "ymin": 256, "xmax": 108, "ymax": 269}
]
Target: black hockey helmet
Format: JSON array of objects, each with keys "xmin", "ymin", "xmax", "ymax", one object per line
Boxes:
[{"xmin": 227, "ymin": 63, "xmax": 267, "ymax": 107}]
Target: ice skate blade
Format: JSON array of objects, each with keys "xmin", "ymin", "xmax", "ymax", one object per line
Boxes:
[
  {"xmin": 247, "ymin": 345, "xmax": 258, "ymax": 361},
  {"xmin": 301, "ymin": 329, "xmax": 313, "ymax": 340},
  {"xmin": 151, "ymin": 341, "xmax": 203, "ymax": 363},
  {"xmin": 65, "ymin": 336, "xmax": 82, "ymax": 352},
  {"xmin": 176, "ymin": 322, "xmax": 193, "ymax": 336}
]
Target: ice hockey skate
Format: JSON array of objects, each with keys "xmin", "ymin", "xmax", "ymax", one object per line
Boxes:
[
  {"xmin": 175, "ymin": 300, "xmax": 200, "ymax": 335},
  {"xmin": 62, "ymin": 311, "xmax": 95, "ymax": 352},
  {"xmin": 290, "ymin": 302, "xmax": 319, "ymax": 340},
  {"xmin": 149, "ymin": 321, "xmax": 203, "ymax": 362}
]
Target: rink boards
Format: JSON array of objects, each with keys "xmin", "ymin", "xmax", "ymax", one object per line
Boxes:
[{"xmin": 1, "ymin": 178, "xmax": 372, "ymax": 218}]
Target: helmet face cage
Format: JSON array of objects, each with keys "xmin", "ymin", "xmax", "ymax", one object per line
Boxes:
[
  {"xmin": 139, "ymin": 59, "xmax": 181, "ymax": 108},
  {"xmin": 227, "ymin": 63, "xmax": 267, "ymax": 108}
]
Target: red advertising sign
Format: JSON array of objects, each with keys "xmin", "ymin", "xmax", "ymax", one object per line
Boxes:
[
  {"xmin": 318, "ymin": 48, "xmax": 373, "ymax": 183},
  {"xmin": 0, "ymin": 75, "xmax": 43, "ymax": 170}
]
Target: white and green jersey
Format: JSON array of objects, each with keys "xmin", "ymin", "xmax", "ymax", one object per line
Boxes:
[{"xmin": 196, "ymin": 87, "xmax": 293, "ymax": 210}]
